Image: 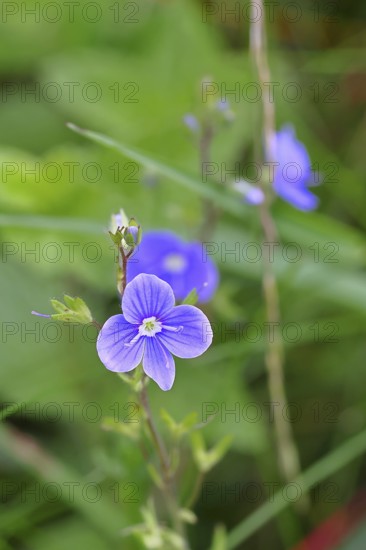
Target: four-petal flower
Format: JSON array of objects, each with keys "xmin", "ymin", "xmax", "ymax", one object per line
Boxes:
[{"xmin": 97, "ymin": 274, "xmax": 213, "ymax": 391}]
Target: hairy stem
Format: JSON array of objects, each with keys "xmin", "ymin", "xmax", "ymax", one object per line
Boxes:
[
  {"xmin": 250, "ymin": 0, "xmax": 303, "ymax": 488},
  {"xmin": 139, "ymin": 383, "xmax": 191, "ymax": 549}
]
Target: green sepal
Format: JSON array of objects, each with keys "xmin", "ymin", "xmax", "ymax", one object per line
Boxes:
[
  {"xmin": 181, "ymin": 288, "xmax": 199, "ymax": 305},
  {"xmin": 108, "ymin": 229, "xmax": 123, "ymax": 247}
]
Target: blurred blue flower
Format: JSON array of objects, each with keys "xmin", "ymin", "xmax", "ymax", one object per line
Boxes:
[
  {"xmin": 216, "ymin": 99, "xmax": 230, "ymax": 111},
  {"xmin": 127, "ymin": 231, "xmax": 219, "ymax": 302},
  {"xmin": 234, "ymin": 179, "xmax": 265, "ymax": 205},
  {"xmin": 97, "ymin": 274, "xmax": 213, "ymax": 390},
  {"xmin": 272, "ymin": 125, "xmax": 320, "ymax": 211},
  {"xmin": 183, "ymin": 113, "xmax": 200, "ymax": 132}
]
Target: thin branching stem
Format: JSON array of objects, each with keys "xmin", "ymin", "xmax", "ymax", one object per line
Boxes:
[
  {"xmin": 250, "ymin": 0, "xmax": 304, "ymax": 488},
  {"xmin": 198, "ymin": 121, "xmax": 220, "ymax": 242},
  {"xmin": 139, "ymin": 382, "xmax": 191, "ymax": 549}
]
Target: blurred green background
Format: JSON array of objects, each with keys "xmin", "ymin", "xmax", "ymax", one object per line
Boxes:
[{"xmin": 1, "ymin": 0, "xmax": 366, "ymax": 548}]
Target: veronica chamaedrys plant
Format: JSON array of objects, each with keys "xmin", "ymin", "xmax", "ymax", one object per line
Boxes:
[
  {"xmin": 127, "ymin": 231, "xmax": 219, "ymax": 302},
  {"xmin": 96, "ymin": 273, "xmax": 213, "ymax": 390}
]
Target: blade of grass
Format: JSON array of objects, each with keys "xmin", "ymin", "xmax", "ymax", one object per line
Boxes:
[
  {"xmin": 0, "ymin": 425, "xmax": 126, "ymax": 541},
  {"xmin": 227, "ymin": 427, "xmax": 366, "ymax": 548},
  {"xmin": 0, "ymin": 214, "xmax": 104, "ymax": 234},
  {"xmin": 66, "ymin": 123, "xmax": 244, "ymax": 217}
]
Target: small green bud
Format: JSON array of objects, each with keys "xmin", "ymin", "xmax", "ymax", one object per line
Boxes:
[{"xmin": 109, "ymin": 209, "xmax": 141, "ymax": 253}]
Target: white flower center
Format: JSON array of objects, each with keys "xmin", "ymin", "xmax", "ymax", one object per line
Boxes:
[
  {"xmin": 139, "ymin": 316, "xmax": 162, "ymax": 337},
  {"xmin": 163, "ymin": 253, "xmax": 187, "ymax": 274}
]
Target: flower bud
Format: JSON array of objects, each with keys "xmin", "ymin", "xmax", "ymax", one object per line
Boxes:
[{"xmin": 233, "ymin": 179, "xmax": 265, "ymax": 205}]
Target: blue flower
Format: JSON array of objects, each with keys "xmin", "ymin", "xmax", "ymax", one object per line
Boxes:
[
  {"xmin": 216, "ymin": 99, "xmax": 230, "ymax": 111},
  {"xmin": 127, "ymin": 231, "xmax": 219, "ymax": 302},
  {"xmin": 233, "ymin": 180, "xmax": 265, "ymax": 205},
  {"xmin": 183, "ymin": 114, "xmax": 200, "ymax": 132},
  {"xmin": 272, "ymin": 125, "xmax": 320, "ymax": 211},
  {"xmin": 97, "ymin": 274, "xmax": 213, "ymax": 390}
]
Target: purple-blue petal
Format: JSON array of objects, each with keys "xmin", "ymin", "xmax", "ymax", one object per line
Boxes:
[
  {"xmin": 127, "ymin": 231, "xmax": 219, "ymax": 302},
  {"xmin": 271, "ymin": 125, "xmax": 321, "ymax": 210},
  {"xmin": 122, "ymin": 273, "xmax": 175, "ymax": 324},
  {"xmin": 245, "ymin": 186, "xmax": 265, "ymax": 205},
  {"xmin": 158, "ymin": 305, "xmax": 213, "ymax": 358},
  {"xmin": 274, "ymin": 183, "xmax": 319, "ymax": 211},
  {"xmin": 183, "ymin": 243, "xmax": 218, "ymax": 302},
  {"xmin": 143, "ymin": 337, "xmax": 175, "ymax": 391},
  {"xmin": 273, "ymin": 125, "xmax": 312, "ymax": 188},
  {"xmin": 127, "ymin": 231, "xmax": 185, "ymax": 281},
  {"xmin": 96, "ymin": 314, "xmax": 144, "ymax": 373},
  {"xmin": 183, "ymin": 113, "xmax": 200, "ymax": 132},
  {"xmin": 275, "ymin": 125, "xmax": 312, "ymax": 181}
]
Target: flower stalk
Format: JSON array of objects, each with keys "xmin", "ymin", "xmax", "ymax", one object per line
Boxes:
[
  {"xmin": 139, "ymin": 382, "xmax": 191, "ymax": 549},
  {"xmin": 250, "ymin": 0, "xmax": 304, "ymax": 489},
  {"xmin": 198, "ymin": 120, "xmax": 220, "ymax": 242}
]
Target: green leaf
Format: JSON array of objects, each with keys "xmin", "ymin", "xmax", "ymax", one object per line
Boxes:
[
  {"xmin": 227, "ymin": 427, "xmax": 366, "ymax": 549},
  {"xmin": 118, "ymin": 366, "xmax": 145, "ymax": 392},
  {"xmin": 210, "ymin": 525, "xmax": 228, "ymax": 550},
  {"xmin": 160, "ymin": 409, "xmax": 198, "ymax": 441},
  {"xmin": 101, "ymin": 417, "xmax": 140, "ymax": 441},
  {"xmin": 181, "ymin": 288, "xmax": 199, "ymax": 306},
  {"xmin": 47, "ymin": 295, "xmax": 93, "ymax": 324},
  {"xmin": 50, "ymin": 299, "xmax": 69, "ymax": 314},
  {"xmin": 178, "ymin": 509, "xmax": 197, "ymax": 525},
  {"xmin": 190, "ymin": 432, "xmax": 232, "ymax": 473},
  {"xmin": 146, "ymin": 463, "xmax": 164, "ymax": 490}
]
